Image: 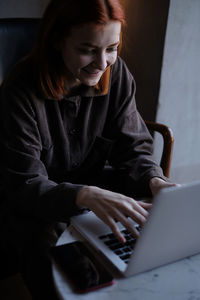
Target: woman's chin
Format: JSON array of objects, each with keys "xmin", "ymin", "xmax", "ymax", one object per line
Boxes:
[
  {"xmin": 80, "ymin": 78, "xmax": 101, "ymax": 87},
  {"xmin": 79, "ymin": 71, "xmax": 102, "ymax": 86}
]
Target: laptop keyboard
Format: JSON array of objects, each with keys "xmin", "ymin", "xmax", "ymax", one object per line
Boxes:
[{"xmin": 99, "ymin": 225, "xmax": 141, "ymax": 264}]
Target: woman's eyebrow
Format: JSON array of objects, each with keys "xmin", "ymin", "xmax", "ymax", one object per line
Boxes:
[
  {"xmin": 80, "ymin": 41, "xmax": 120, "ymax": 48},
  {"xmin": 108, "ymin": 42, "xmax": 120, "ymax": 47},
  {"xmin": 80, "ymin": 42, "xmax": 97, "ymax": 47}
]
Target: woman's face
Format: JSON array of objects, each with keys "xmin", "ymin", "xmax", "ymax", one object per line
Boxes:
[{"xmin": 60, "ymin": 20, "xmax": 121, "ymax": 87}]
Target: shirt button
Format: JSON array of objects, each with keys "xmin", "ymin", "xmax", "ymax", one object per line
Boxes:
[
  {"xmin": 72, "ymin": 162, "xmax": 78, "ymax": 168},
  {"xmin": 69, "ymin": 128, "xmax": 76, "ymax": 135}
]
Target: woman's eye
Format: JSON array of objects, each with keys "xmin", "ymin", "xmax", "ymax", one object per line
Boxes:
[
  {"xmin": 106, "ymin": 47, "xmax": 118, "ymax": 53},
  {"xmin": 78, "ymin": 48, "xmax": 96, "ymax": 54}
]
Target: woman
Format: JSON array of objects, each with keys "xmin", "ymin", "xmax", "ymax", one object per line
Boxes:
[{"xmin": 0, "ymin": 0, "xmax": 176, "ymax": 298}]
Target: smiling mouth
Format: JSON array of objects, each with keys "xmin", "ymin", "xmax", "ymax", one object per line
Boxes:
[{"xmin": 83, "ymin": 68, "xmax": 101, "ymax": 75}]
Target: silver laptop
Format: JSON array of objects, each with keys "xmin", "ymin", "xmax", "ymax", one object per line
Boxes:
[{"xmin": 70, "ymin": 181, "xmax": 200, "ymax": 277}]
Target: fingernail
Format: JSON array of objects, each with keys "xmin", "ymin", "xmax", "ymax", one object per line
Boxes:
[{"xmin": 120, "ymin": 236, "xmax": 126, "ymax": 243}]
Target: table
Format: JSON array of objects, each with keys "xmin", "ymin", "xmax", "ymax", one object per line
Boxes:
[{"xmin": 52, "ymin": 226, "xmax": 200, "ymax": 300}]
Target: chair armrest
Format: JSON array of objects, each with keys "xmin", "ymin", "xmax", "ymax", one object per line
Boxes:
[{"xmin": 145, "ymin": 120, "xmax": 174, "ymax": 178}]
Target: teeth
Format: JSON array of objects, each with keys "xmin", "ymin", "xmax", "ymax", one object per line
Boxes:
[{"xmin": 83, "ymin": 69, "xmax": 99, "ymax": 74}]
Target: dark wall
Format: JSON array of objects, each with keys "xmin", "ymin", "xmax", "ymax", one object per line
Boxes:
[{"xmin": 120, "ymin": 0, "xmax": 170, "ymax": 121}]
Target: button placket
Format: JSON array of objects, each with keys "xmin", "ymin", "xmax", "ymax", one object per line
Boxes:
[{"xmin": 63, "ymin": 96, "xmax": 81, "ymax": 170}]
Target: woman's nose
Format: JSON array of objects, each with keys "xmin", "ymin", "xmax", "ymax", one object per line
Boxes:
[{"xmin": 94, "ymin": 52, "xmax": 107, "ymax": 70}]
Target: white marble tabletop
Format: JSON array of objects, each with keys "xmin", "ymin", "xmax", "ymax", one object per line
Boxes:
[{"xmin": 52, "ymin": 227, "xmax": 200, "ymax": 300}]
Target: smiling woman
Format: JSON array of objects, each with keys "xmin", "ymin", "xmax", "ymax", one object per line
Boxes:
[
  {"xmin": 31, "ymin": 0, "xmax": 126, "ymax": 99},
  {"xmin": 60, "ymin": 21, "xmax": 121, "ymax": 87},
  {"xmin": 0, "ymin": 0, "xmax": 177, "ymax": 299}
]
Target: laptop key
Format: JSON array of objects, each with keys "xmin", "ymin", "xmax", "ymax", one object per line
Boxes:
[
  {"xmin": 124, "ymin": 259, "xmax": 129, "ymax": 264},
  {"xmin": 114, "ymin": 249, "xmax": 124, "ymax": 255},
  {"xmin": 105, "ymin": 239, "xmax": 122, "ymax": 247},
  {"xmin": 126, "ymin": 239, "xmax": 136, "ymax": 248},
  {"xmin": 119, "ymin": 253, "xmax": 132, "ymax": 261},
  {"xmin": 99, "ymin": 228, "xmax": 138, "ymax": 262},
  {"xmin": 123, "ymin": 246, "xmax": 132, "ymax": 253},
  {"xmin": 109, "ymin": 243, "xmax": 124, "ymax": 251}
]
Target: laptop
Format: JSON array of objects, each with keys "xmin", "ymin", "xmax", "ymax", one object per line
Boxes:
[{"xmin": 70, "ymin": 181, "xmax": 200, "ymax": 277}]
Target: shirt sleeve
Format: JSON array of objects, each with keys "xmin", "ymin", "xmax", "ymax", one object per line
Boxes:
[
  {"xmin": 106, "ymin": 57, "xmax": 167, "ymax": 190},
  {"xmin": 0, "ymin": 80, "xmax": 83, "ymax": 222}
]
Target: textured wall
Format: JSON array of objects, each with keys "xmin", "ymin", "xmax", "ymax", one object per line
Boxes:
[{"xmin": 155, "ymin": 0, "xmax": 200, "ymax": 183}]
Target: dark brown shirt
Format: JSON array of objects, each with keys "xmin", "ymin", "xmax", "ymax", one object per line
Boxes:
[{"xmin": 0, "ymin": 56, "xmax": 164, "ymax": 222}]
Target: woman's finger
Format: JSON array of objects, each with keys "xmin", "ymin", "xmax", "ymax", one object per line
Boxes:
[
  {"xmin": 138, "ymin": 201, "xmax": 152, "ymax": 210},
  {"xmin": 113, "ymin": 210, "xmax": 140, "ymax": 240},
  {"xmin": 94, "ymin": 210, "xmax": 126, "ymax": 243},
  {"xmin": 105, "ymin": 206, "xmax": 142, "ymax": 239},
  {"xmin": 120, "ymin": 198, "xmax": 150, "ymax": 220}
]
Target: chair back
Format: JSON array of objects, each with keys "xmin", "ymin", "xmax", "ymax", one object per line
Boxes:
[{"xmin": 0, "ymin": 18, "xmax": 39, "ymax": 85}]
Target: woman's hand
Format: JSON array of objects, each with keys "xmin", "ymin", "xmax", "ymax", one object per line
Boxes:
[
  {"xmin": 76, "ymin": 186, "xmax": 152, "ymax": 243},
  {"xmin": 149, "ymin": 177, "xmax": 180, "ymax": 197}
]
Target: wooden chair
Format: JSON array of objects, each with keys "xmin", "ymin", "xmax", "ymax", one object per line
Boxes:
[{"xmin": 145, "ymin": 120, "xmax": 174, "ymax": 178}]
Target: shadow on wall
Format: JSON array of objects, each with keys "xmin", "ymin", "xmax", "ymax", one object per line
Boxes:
[{"xmin": 120, "ymin": 0, "xmax": 170, "ymax": 121}]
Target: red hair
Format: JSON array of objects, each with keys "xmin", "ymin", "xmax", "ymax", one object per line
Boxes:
[{"xmin": 31, "ymin": 0, "xmax": 126, "ymax": 99}]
